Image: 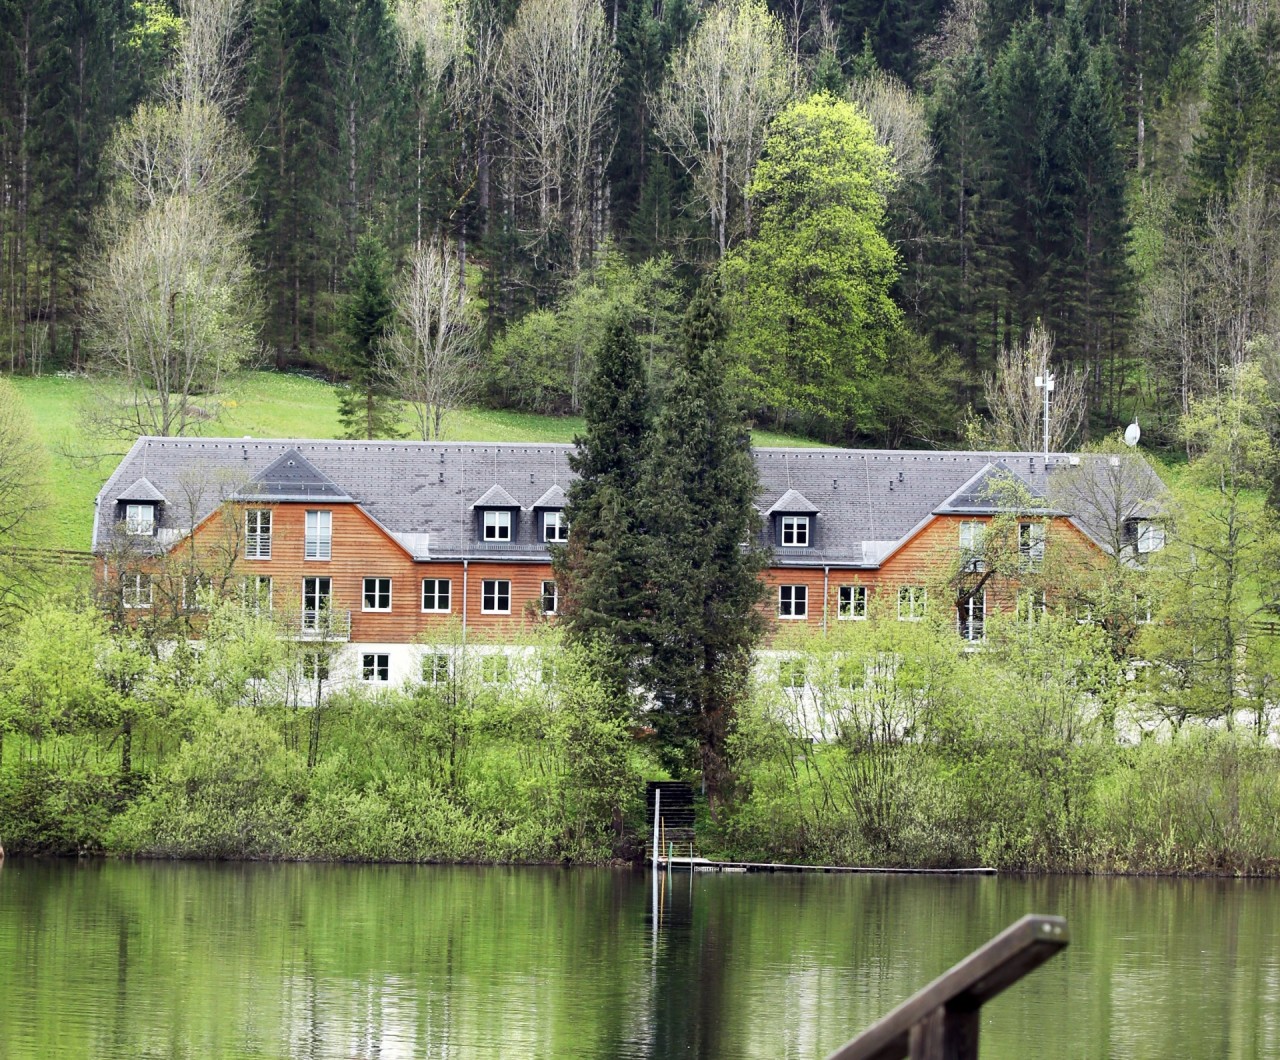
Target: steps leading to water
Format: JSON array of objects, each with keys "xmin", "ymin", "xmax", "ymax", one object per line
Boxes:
[{"xmin": 644, "ymin": 780, "xmax": 695, "ymax": 859}]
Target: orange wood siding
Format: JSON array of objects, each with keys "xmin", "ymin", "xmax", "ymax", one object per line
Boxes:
[{"xmin": 104, "ymin": 503, "xmax": 1106, "ymax": 643}]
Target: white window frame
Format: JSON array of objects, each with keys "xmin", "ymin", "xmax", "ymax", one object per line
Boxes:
[
  {"xmin": 245, "ymin": 509, "xmax": 272, "ymax": 559},
  {"xmin": 362, "ymin": 577, "xmax": 392, "ymax": 612},
  {"xmin": 780, "ymin": 515, "xmax": 810, "ymax": 547},
  {"xmin": 958, "ymin": 520, "xmax": 986, "ymax": 572},
  {"xmin": 778, "ymin": 584, "xmax": 808, "ymax": 619},
  {"xmin": 305, "ymin": 510, "xmax": 332, "ymax": 560},
  {"xmin": 421, "ymin": 578, "xmax": 452, "ymax": 613},
  {"xmin": 302, "ymin": 651, "xmax": 330, "ymax": 681},
  {"xmin": 481, "ymin": 654, "xmax": 511, "ymax": 685},
  {"xmin": 483, "ymin": 510, "xmax": 511, "ymax": 542},
  {"xmin": 779, "ymin": 658, "xmax": 807, "ymax": 689},
  {"xmin": 838, "ymin": 584, "xmax": 867, "ymax": 621},
  {"xmin": 1019, "ymin": 521, "xmax": 1045, "ymax": 571},
  {"xmin": 543, "ymin": 510, "xmax": 568, "ymax": 543},
  {"xmin": 302, "ymin": 576, "xmax": 332, "ymax": 630},
  {"xmin": 1136, "ymin": 521, "xmax": 1165, "ymax": 554},
  {"xmin": 482, "ymin": 578, "xmax": 511, "ymax": 614},
  {"xmin": 361, "ymin": 653, "xmax": 390, "ymax": 683},
  {"xmin": 541, "ymin": 579, "xmax": 558, "ymax": 615},
  {"xmin": 958, "ymin": 591, "xmax": 986, "ymax": 642},
  {"xmin": 423, "ymin": 653, "xmax": 451, "ymax": 684},
  {"xmin": 125, "ymin": 503, "xmax": 155, "ymax": 536},
  {"xmin": 898, "ymin": 585, "xmax": 927, "ymax": 621},
  {"xmin": 1019, "ymin": 590, "xmax": 1047, "ymax": 623},
  {"xmin": 122, "ymin": 572, "xmax": 152, "ymax": 609},
  {"xmin": 240, "ymin": 575, "xmax": 273, "ymax": 613}
]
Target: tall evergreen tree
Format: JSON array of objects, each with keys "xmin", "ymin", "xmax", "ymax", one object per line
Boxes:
[
  {"xmin": 336, "ymin": 235, "xmax": 400, "ymax": 439},
  {"xmin": 555, "ymin": 314, "xmax": 652, "ymax": 707},
  {"xmin": 641, "ymin": 276, "xmax": 767, "ymax": 805}
]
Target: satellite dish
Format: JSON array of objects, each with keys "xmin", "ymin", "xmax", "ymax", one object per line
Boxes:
[{"xmin": 1124, "ymin": 421, "xmax": 1141, "ymax": 447}]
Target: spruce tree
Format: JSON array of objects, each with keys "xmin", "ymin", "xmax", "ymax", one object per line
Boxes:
[
  {"xmin": 337, "ymin": 235, "xmax": 401, "ymax": 439},
  {"xmin": 641, "ymin": 276, "xmax": 768, "ymax": 806},
  {"xmin": 555, "ymin": 313, "xmax": 652, "ymax": 705}
]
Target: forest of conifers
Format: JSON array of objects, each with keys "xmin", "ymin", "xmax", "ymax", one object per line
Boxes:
[{"xmin": 0, "ymin": 0, "xmax": 1274, "ymax": 446}]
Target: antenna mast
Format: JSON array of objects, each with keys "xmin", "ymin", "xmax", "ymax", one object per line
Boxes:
[{"xmin": 1034, "ymin": 370, "xmax": 1055, "ymax": 461}]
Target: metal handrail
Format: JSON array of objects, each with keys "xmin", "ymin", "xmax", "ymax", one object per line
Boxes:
[{"xmin": 826, "ymin": 914, "xmax": 1069, "ymax": 1060}]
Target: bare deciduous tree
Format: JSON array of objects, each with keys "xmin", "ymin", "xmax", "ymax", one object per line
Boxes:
[
  {"xmin": 382, "ymin": 238, "xmax": 480, "ymax": 440},
  {"xmin": 500, "ymin": 0, "xmax": 618, "ymax": 272},
  {"xmin": 82, "ymin": 0, "xmax": 257, "ymax": 439},
  {"xmin": 393, "ymin": 0, "xmax": 470, "ymax": 246},
  {"xmin": 983, "ymin": 324, "xmax": 1088, "ymax": 452},
  {"xmin": 849, "ymin": 70, "xmax": 933, "ymax": 186},
  {"xmin": 85, "ymin": 193, "xmax": 257, "ymax": 438},
  {"xmin": 653, "ymin": 0, "xmax": 793, "ymax": 257}
]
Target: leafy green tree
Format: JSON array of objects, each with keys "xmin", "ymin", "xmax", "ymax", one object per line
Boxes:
[
  {"xmin": 723, "ymin": 92, "xmax": 900, "ymax": 439},
  {"xmin": 554, "ymin": 313, "xmax": 653, "ymax": 704},
  {"xmin": 1139, "ymin": 364, "xmax": 1280, "ymax": 733},
  {"xmin": 641, "ymin": 276, "xmax": 768, "ymax": 806},
  {"xmin": 337, "ymin": 234, "xmax": 402, "ymax": 439}
]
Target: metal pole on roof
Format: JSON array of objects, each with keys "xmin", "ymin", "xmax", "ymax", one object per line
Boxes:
[{"xmin": 1035, "ymin": 372, "xmax": 1055, "ymax": 462}]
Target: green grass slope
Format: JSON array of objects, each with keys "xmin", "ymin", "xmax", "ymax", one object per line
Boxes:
[{"xmin": 12, "ymin": 371, "xmax": 824, "ymax": 551}]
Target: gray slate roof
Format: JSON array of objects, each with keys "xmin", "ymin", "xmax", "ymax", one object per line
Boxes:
[
  {"xmin": 116, "ymin": 477, "xmax": 167, "ymax": 503},
  {"xmin": 94, "ymin": 438, "xmax": 1166, "ymax": 566}
]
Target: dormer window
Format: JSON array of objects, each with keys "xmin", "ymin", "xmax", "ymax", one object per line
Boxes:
[
  {"xmin": 780, "ymin": 515, "xmax": 809, "ymax": 547},
  {"xmin": 1130, "ymin": 519, "xmax": 1165, "ymax": 554},
  {"xmin": 125, "ymin": 503, "xmax": 156, "ymax": 536},
  {"xmin": 483, "ymin": 510, "xmax": 511, "ymax": 541},
  {"xmin": 543, "ymin": 510, "xmax": 568, "ymax": 543}
]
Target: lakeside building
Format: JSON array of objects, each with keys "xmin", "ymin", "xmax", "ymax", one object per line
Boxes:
[{"xmin": 93, "ymin": 438, "xmax": 1166, "ymax": 685}]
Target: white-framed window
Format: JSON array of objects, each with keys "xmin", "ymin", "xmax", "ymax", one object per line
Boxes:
[
  {"xmin": 361, "ymin": 653, "xmax": 390, "ymax": 683},
  {"xmin": 780, "ymin": 515, "xmax": 810, "ymax": 547},
  {"xmin": 481, "ymin": 654, "xmax": 511, "ymax": 685},
  {"xmin": 305, "ymin": 510, "xmax": 332, "ymax": 560},
  {"xmin": 779, "ymin": 658, "xmax": 807, "ymax": 689},
  {"xmin": 122, "ymin": 572, "xmax": 152, "ymax": 609},
  {"xmin": 1019, "ymin": 590, "xmax": 1047, "ymax": 623},
  {"xmin": 245, "ymin": 509, "xmax": 271, "ymax": 559},
  {"xmin": 898, "ymin": 585, "xmax": 927, "ymax": 621},
  {"xmin": 838, "ymin": 659, "xmax": 866, "ymax": 690},
  {"xmin": 838, "ymin": 584, "xmax": 867, "ymax": 620},
  {"xmin": 1136, "ymin": 520, "xmax": 1166, "ymax": 554},
  {"xmin": 958, "ymin": 591, "xmax": 985, "ymax": 642},
  {"xmin": 482, "ymin": 579, "xmax": 511, "ymax": 614},
  {"xmin": 422, "ymin": 653, "xmax": 450, "ymax": 684},
  {"xmin": 543, "ymin": 510, "xmax": 568, "ymax": 543},
  {"xmin": 240, "ymin": 575, "xmax": 273, "ymax": 613},
  {"xmin": 1019, "ymin": 521, "xmax": 1045, "ymax": 571},
  {"xmin": 1135, "ymin": 594, "xmax": 1153, "ymax": 624},
  {"xmin": 302, "ymin": 651, "xmax": 330, "ymax": 681},
  {"xmin": 778, "ymin": 584, "xmax": 807, "ymax": 619},
  {"xmin": 302, "ymin": 577, "xmax": 331, "ymax": 630},
  {"xmin": 125, "ymin": 503, "xmax": 155, "ymax": 536},
  {"xmin": 422, "ymin": 578, "xmax": 451, "ymax": 613},
  {"xmin": 541, "ymin": 579, "xmax": 558, "ymax": 615},
  {"xmin": 958, "ymin": 520, "xmax": 986, "ymax": 572},
  {"xmin": 483, "ymin": 510, "xmax": 511, "ymax": 541},
  {"xmin": 362, "ymin": 577, "xmax": 391, "ymax": 612}
]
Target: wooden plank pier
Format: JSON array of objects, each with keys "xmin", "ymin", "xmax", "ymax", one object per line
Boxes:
[{"xmin": 655, "ymin": 857, "xmax": 997, "ymax": 875}]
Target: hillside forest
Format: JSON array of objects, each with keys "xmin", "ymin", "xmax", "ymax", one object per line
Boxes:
[{"xmin": 4, "ymin": 0, "xmax": 1279, "ymax": 446}]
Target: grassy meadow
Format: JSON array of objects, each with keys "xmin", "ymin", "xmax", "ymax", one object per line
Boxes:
[{"xmin": 12, "ymin": 371, "xmax": 822, "ymax": 551}]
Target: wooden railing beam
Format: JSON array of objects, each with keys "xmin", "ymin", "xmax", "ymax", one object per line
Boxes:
[{"xmin": 827, "ymin": 915, "xmax": 1068, "ymax": 1060}]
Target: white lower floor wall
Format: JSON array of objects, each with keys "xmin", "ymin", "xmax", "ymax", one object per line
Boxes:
[{"xmin": 309, "ymin": 641, "xmax": 548, "ymax": 694}]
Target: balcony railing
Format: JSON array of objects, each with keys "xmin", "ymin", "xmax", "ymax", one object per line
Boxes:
[{"xmin": 279, "ymin": 608, "xmax": 352, "ymax": 642}]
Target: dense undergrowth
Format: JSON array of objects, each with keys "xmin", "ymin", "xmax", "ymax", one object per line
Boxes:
[{"xmin": 2, "ymin": 600, "xmax": 1278, "ymax": 873}]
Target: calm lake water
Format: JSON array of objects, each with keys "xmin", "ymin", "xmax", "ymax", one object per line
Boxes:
[{"xmin": 1, "ymin": 859, "xmax": 1277, "ymax": 1059}]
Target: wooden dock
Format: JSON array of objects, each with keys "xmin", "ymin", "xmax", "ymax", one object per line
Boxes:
[{"xmin": 656, "ymin": 857, "xmax": 996, "ymax": 875}]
